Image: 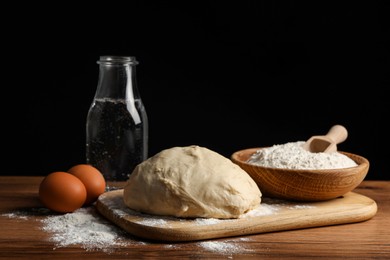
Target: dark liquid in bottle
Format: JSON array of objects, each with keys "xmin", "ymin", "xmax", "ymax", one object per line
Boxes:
[{"xmin": 86, "ymin": 98, "xmax": 148, "ymax": 181}]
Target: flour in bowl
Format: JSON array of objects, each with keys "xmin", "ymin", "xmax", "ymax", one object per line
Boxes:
[{"xmin": 247, "ymin": 141, "xmax": 358, "ymax": 170}]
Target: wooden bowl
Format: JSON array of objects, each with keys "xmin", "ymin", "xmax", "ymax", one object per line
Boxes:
[{"xmin": 231, "ymin": 148, "xmax": 369, "ymax": 201}]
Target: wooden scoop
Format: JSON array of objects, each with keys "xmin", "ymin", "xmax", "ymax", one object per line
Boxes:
[{"xmin": 303, "ymin": 125, "xmax": 348, "ymax": 153}]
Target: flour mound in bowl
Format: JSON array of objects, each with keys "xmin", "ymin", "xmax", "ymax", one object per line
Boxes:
[{"xmin": 123, "ymin": 145, "xmax": 262, "ymax": 219}]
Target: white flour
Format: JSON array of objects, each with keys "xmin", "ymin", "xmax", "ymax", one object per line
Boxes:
[
  {"xmin": 198, "ymin": 241, "xmax": 243, "ymax": 254},
  {"xmin": 1, "ymin": 207, "xmax": 255, "ymax": 254},
  {"xmin": 247, "ymin": 141, "xmax": 358, "ymax": 169},
  {"xmin": 1, "ymin": 195, "xmax": 316, "ymax": 255},
  {"xmin": 40, "ymin": 207, "xmax": 131, "ymax": 252}
]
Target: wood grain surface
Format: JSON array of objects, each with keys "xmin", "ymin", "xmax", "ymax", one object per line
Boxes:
[
  {"xmin": 0, "ymin": 177, "xmax": 389, "ymax": 259},
  {"xmin": 96, "ymin": 189, "xmax": 377, "ymax": 242}
]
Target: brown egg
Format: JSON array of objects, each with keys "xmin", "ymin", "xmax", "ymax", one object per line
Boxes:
[
  {"xmin": 39, "ymin": 171, "xmax": 87, "ymax": 213},
  {"xmin": 68, "ymin": 164, "xmax": 106, "ymax": 205}
]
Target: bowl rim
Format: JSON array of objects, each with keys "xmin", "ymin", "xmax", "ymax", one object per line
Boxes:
[{"xmin": 231, "ymin": 147, "xmax": 369, "ymax": 172}]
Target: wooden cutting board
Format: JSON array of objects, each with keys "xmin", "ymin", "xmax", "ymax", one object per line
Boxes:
[{"xmin": 96, "ymin": 189, "xmax": 377, "ymax": 242}]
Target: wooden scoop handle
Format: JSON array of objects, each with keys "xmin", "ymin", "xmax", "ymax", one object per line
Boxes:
[{"xmin": 325, "ymin": 125, "xmax": 348, "ymax": 144}]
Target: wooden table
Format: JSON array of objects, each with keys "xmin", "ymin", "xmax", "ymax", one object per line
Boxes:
[{"xmin": 0, "ymin": 177, "xmax": 389, "ymax": 259}]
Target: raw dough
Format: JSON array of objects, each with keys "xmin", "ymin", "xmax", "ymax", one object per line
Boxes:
[{"xmin": 123, "ymin": 145, "xmax": 262, "ymax": 219}]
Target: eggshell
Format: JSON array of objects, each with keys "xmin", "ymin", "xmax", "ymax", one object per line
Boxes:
[
  {"xmin": 68, "ymin": 164, "xmax": 106, "ymax": 205},
  {"xmin": 39, "ymin": 171, "xmax": 87, "ymax": 213}
]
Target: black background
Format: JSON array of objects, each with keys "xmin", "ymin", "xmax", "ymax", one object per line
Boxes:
[{"xmin": 2, "ymin": 2, "xmax": 389, "ymax": 180}]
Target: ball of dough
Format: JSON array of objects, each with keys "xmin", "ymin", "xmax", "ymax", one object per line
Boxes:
[{"xmin": 123, "ymin": 145, "xmax": 262, "ymax": 219}]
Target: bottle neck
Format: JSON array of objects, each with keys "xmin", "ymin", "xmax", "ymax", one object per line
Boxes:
[{"xmin": 95, "ymin": 59, "xmax": 140, "ymax": 101}]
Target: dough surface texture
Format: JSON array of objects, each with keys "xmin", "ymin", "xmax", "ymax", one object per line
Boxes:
[{"xmin": 123, "ymin": 145, "xmax": 262, "ymax": 219}]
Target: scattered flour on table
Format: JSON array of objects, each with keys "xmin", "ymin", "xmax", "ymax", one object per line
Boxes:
[
  {"xmin": 40, "ymin": 207, "xmax": 133, "ymax": 252},
  {"xmin": 1, "ymin": 207, "xmax": 148, "ymax": 253},
  {"xmin": 0, "ymin": 207, "xmax": 255, "ymax": 254},
  {"xmin": 1, "ymin": 212, "xmax": 29, "ymax": 220},
  {"xmin": 198, "ymin": 241, "xmax": 243, "ymax": 254},
  {"xmin": 1, "ymin": 196, "xmax": 316, "ymax": 255},
  {"xmin": 1, "ymin": 207, "xmax": 50, "ymax": 219},
  {"xmin": 197, "ymin": 237, "xmax": 254, "ymax": 255},
  {"xmin": 247, "ymin": 141, "xmax": 358, "ymax": 169}
]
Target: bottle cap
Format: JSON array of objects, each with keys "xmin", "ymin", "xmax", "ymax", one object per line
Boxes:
[{"xmin": 98, "ymin": 56, "xmax": 138, "ymax": 65}]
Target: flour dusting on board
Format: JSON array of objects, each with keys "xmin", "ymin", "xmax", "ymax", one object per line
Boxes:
[
  {"xmin": 125, "ymin": 199, "xmax": 315, "ymax": 226},
  {"xmin": 128, "ymin": 203, "xmax": 281, "ymax": 227},
  {"xmin": 97, "ymin": 190, "xmax": 317, "ymax": 228}
]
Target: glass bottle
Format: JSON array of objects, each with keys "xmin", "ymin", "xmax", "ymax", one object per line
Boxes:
[{"xmin": 86, "ymin": 56, "xmax": 148, "ymax": 183}]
